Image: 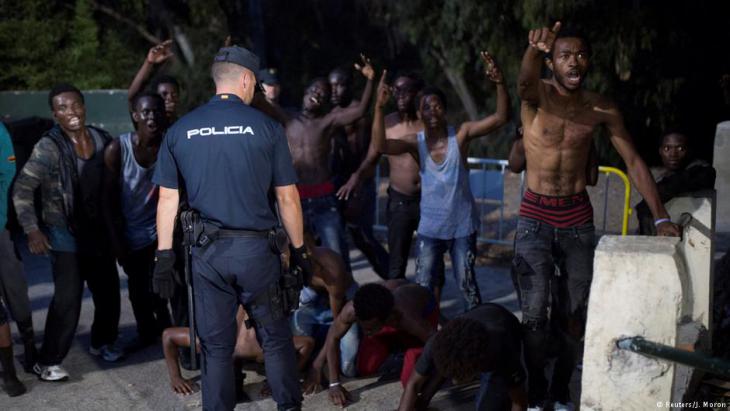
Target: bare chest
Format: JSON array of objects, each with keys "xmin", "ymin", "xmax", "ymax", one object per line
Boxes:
[{"xmin": 529, "ymin": 106, "xmax": 599, "ymax": 149}]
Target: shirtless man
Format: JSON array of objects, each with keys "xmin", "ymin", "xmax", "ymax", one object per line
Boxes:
[
  {"xmin": 293, "ymin": 232, "xmax": 360, "ymax": 393},
  {"xmin": 323, "ymin": 282, "xmax": 438, "ymax": 406},
  {"xmin": 515, "ymin": 22, "xmax": 680, "ymax": 408},
  {"xmin": 372, "ymin": 52, "xmax": 509, "ymax": 310},
  {"xmin": 269, "ymin": 55, "xmax": 375, "ymax": 273},
  {"xmin": 508, "ymin": 126, "xmax": 598, "ymax": 186},
  {"xmin": 328, "ymin": 66, "xmax": 389, "ymax": 278},
  {"xmin": 337, "ymin": 72, "xmax": 424, "ymax": 279},
  {"xmin": 162, "ymin": 307, "xmax": 314, "ymax": 396}
]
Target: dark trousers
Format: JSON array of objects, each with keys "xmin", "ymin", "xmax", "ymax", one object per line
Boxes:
[
  {"xmin": 39, "ymin": 251, "xmax": 120, "ymax": 366},
  {"xmin": 512, "ymin": 217, "xmax": 594, "ymax": 405},
  {"xmin": 0, "ymin": 230, "xmax": 33, "ymax": 336},
  {"xmin": 345, "ymin": 179, "xmax": 389, "ymax": 278},
  {"xmin": 386, "ymin": 187, "xmax": 420, "ymax": 279},
  {"xmin": 192, "ymin": 237, "xmax": 301, "ymax": 411},
  {"xmin": 121, "ymin": 243, "xmax": 172, "ymax": 341}
]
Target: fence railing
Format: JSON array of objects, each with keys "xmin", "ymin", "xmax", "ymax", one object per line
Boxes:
[{"xmin": 372, "ymin": 158, "xmax": 633, "ymax": 244}]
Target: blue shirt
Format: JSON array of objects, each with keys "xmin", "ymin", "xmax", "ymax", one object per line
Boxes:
[
  {"xmin": 153, "ymin": 94, "xmax": 297, "ymax": 230},
  {"xmin": 0, "ymin": 123, "xmax": 16, "ymax": 230},
  {"xmin": 416, "ymin": 127, "xmax": 480, "ymax": 239}
]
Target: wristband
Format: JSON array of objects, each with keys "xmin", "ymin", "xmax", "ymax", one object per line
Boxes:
[
  {"xmin": 654, "ymin": 218, "xmax": 671, "ymax": 226},
  {"xmin": 328, "ymin": 382, "xmax": 341, "ymax": 388}
]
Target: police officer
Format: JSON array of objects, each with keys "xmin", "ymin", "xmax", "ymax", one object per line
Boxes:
[{"xmin": 152, "ymin": 46, "xmax": 308, "ymax": 411}]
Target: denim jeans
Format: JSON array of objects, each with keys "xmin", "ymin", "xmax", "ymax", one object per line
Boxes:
[
  {"xmin": 301, "ymin": 194, "xmax": 351, "ymax": 273},
  {"xmin": 386, "ymin": 187, "xmax": 420, "ymax": 279},
  {"xmin": 290, "ymin": 298, "xmax": 360, "ymax": 377},
  {"xmin": 512, "ymin": 216, "xmax": 594, "ymax": 405},
  {"xmin": 415, "ymin": 231, "xmax": 481, "ymax": 311}
]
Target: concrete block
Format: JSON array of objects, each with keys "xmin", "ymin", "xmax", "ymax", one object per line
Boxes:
[
  {"xmin": 713, "ymin": 121, "xmax": 730, "ymax": 232},
  {"xmin": 665, "ymin": 194, "xmax": 715, "ymax": 332},
  {"xmin": 581, "ymin": 235, "xmax": 682, "ymax": 411}
]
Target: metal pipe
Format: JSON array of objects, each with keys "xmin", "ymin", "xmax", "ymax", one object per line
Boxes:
[{"xmin": 616, "ymin": 336, "xmax": 730, "ymax": 379}]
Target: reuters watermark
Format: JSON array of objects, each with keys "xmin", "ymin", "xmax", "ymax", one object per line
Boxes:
[{"xmin": 656, "ymin": 401, "xmax": 728, "ymax": 408}]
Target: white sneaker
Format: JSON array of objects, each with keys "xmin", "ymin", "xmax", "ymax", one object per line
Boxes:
[
  {"xmin": 554, "ymin": 402, "xmax": 575, "ymax": 411},
  {"xmin": 89, "ymin": 344, "xmax": 124, "ymax": 362},
  {"xmin": 33, "ymin": 363, "xmax": 69, "ymax": 381},
  {"xmin": 527, "ymin": 407, "xmax": 543, "ymax": 411}
]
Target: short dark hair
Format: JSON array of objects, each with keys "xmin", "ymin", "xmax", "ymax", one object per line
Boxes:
[
  {"xmin": 432, "ymin": 318, "xmax": 493, "ymax": 381},
  {"xmin": 417, "ymin": 86, "xmax": 448, "ymax": 112},
  {"xmin": 549, "ymin": 26, "xmax": 592, "ymax": 58},
  {"xmin": 661, "ymin": 130, "xmax": 689, "ymax": 144},
  {"xmin": 329, "ymin": 66, "xmax": 352, "ymax": 84},
  {"xmin": 150, "ymin": 75, "xmax": 180, "ymax": 92},
  {"xmin": 131, "ymin": 92, "xmax": 165, "ymax": 111},
  {"xmin": 48, "ymin": 83, "xmax": 84, "ymax": 110},
  {"xmin": 394, "ymin": 70, "xmax": 425, "ymax": 92},
  {"xmin": 308, "ymin": 77, "xmax": 331, "ymax": 91},
  {"xmin": 353, "ymin": 283, "xmax": 394, "ymax": 322}
]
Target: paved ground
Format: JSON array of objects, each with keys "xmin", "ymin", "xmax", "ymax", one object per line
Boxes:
[{"xmin": 1, "ymin": 245, "xmax": 519, "ymax": 411}]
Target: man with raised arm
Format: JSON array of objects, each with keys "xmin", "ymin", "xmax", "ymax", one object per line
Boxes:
[
  {"xmin": 128, "ymin": 40, "xmax": 181, "ymax": 123},
  {"xmin": 102, "ymin": 93, "xmax": 172, "ymax": 347},
  {"xmin": 328, "ymin": 66, "xmax": 390, "ymax": 278},
  {"xmin": 268, "ymin": 56, "xmax": 375, "ymax": 273},
  {"xmin": 515, "ymin": 22, "xmax": 680, "ymax": 408},
  {"xmin": 372, "ymin": 52, "xmax": 509, "ymax": 310},
  {"xmin": 337, "ymin": 72, "xmax": 424, "ymax": 279}
]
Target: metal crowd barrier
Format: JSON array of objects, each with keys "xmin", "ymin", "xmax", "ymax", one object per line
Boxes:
[
  {"xmin": 372, "ymin": 158, "xmax": 633, "ymax": 245},
  {"xmin": 597, "ymin": 166, "xmax": 632, "ymax": 236}
]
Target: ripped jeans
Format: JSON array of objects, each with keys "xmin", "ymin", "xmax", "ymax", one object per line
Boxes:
[
  {"xmin": 512, "ymin": 217, "xmax": 594, "ymax": 405},
  {"xmin": 415, "ymin": 231, "xmax": 481, "ymax": 311}
]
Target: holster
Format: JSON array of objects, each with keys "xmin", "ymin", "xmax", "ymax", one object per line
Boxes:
[
  {"xmin": 280, "ymin": 266, "xmax": 304, "ymax": 313},
  {"xmin": 268, "ymin": 226, "xmax": 288, "ymax": 254},
  {"xmin": 181, "ymin": 209, "xmax": 224, "ymax": 249}
]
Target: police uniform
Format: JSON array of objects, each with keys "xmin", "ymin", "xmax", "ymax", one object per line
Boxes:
[{"xmin": 152, "ymin": 47, "xmax": 301, "ymax": 411}]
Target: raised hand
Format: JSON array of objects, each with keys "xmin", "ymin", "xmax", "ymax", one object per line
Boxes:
[
  {"xmin": 528, "ymin": 21, "xmax": 561, "ymax": 53},
  {"xmin": 354, "ymin": 53, "xmax": 375, "ymax": 80},
  {"xmin": 375, "ymin": 69, "xmax": 391, "ymax": 108},
  {"xmin": 146, "ymin": 39, "xmax": 174, "ymax": 65},
  {"xmin": 480, "ymin": 51, "xmax": 504, "ymax": 84}
]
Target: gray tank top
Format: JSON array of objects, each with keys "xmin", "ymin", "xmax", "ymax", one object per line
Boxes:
[
  {"xmin": 416, "ymin": 127, "xmax": 479, "ymax": 239},
  {"xmin": 119, "ymin": 133, "xmax": 158, "ymax": 250}
]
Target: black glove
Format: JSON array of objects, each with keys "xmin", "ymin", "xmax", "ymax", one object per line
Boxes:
[
  {"xmin": 153, "ymin": 249, "xmax": 176, "ymax": 299},
  {"xmin": 290, "ymin": 245, "xmax": 314, "ymax": 283}
]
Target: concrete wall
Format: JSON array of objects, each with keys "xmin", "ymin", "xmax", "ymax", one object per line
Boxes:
[
  {"xmin": 665, "ymin": 194, "xmax": 715, "ymax": 331},
  {"xmin": 581, "ymin": 236, "xmax": 683, "ymax": 411},
  {"xmin": 713, "ymin": 121, "xmax": 730, "ymax": 233},
  {"xmin": 581, "ymin": 195, "xmax": 715, "ymax": 410}
]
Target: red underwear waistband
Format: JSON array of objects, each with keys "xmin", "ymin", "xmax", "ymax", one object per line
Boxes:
[
  {"xmin": 519, "ymin": 189, "xmax": 593, "ymax": 228},
  {"xmin": 297, "ymin": 181, "xmax": 335, "ymax": 199}
]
